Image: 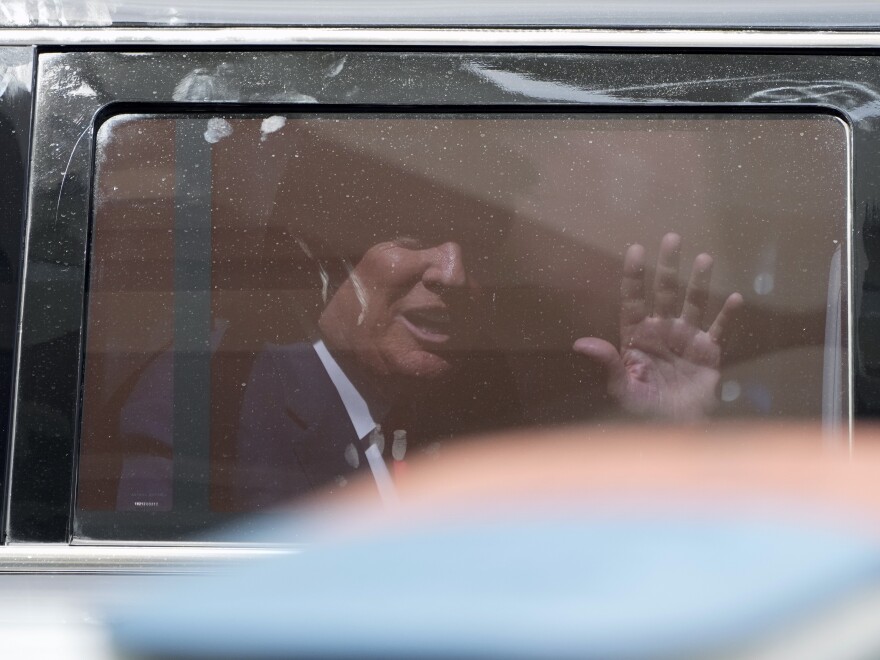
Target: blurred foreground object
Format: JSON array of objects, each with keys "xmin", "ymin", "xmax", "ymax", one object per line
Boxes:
[{"xmin": 110, "ymin": 423, "xmax": 880, "ymax": 659}]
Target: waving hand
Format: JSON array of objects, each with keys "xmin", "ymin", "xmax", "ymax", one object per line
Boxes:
[{"xmin": 573, "ymin": 233, "xmax": 742, "ymax": 421}]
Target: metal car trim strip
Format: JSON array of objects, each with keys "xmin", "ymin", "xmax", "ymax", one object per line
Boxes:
[
  {"xmin": 0, "ymin": 27, "xmax": 879, "ymax": 48},
  {"xmin": 0, "ymin": 543, "xmax": 292, "ymax": 573}
]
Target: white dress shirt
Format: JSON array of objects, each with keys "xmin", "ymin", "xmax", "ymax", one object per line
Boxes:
[{"xmin": 312, "ymin": 339, "xmax": 397, "ymax": 503}]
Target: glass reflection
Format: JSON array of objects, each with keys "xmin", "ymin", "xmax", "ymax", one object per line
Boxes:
[{"xmin": 76, "ymin": 113, "xmax": 848, "ymax": 533}]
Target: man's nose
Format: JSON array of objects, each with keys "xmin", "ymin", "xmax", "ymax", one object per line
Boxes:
[{"xmin": 422, "ymin": 241, "xmax": 471, "ymax": 290}]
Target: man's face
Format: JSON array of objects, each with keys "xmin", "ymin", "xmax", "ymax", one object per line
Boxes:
[{"xmin": 318, "ymin": 238, "xmax": 483, "ymax": 382}]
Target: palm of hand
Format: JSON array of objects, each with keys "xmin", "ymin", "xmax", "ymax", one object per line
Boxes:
[
  {"xmin": 616, "ymin": 315, "xmax": 722, "ymax": 421},
  {"xmin": 574, "ymin": 233, "xmax": 742, "ymax": 422}
]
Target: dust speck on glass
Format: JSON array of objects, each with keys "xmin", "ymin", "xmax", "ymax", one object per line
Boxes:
[{"xmin": 75, "ymin": 111, "xmax": 848, "ymax": 538}]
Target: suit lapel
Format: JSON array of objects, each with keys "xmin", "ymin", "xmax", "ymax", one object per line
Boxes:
[{"xmin": 274, "ymin": 343, "xmax": 371, "ymax": 492}]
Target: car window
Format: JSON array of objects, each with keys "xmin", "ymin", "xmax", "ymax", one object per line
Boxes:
[{"xmin": 72, "ymin": 110, "xmax": 848, "ymax": 539}]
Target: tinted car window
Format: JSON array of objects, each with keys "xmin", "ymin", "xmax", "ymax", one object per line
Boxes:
[{"xmin": 74, "ymin": 111, "xmax": 848, "ymax": 539}]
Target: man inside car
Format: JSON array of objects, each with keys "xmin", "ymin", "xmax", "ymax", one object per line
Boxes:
[{"xmin": 233, "ymin": 224, "xmax": 742, "ymax": 507}]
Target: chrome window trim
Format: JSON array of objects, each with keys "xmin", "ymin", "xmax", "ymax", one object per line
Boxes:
[
  {"xmin": 0, "ymin": 544, "xmax": 291, "ymax": 573},
  {"xmin": 0, "ymin": 28, "xmax": 879, "ymax": 49}
]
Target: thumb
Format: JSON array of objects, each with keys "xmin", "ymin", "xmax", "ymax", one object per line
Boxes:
[{"xmin": 572, "ymin": 337, "xmax": 627, "ymax": 390}]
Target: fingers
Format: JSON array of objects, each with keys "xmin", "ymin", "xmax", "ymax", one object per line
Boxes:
[
  {"xmin": 652, "ymin": 232, "xmax": 682, "ymax": 318},
  {"xmin": 680, "ymin": 253, "xmax": 713, "ymax": 327},
  {"xmin": 621, "ymin": 243, "xmax": 648, "ymax": 326},
  {"xmin": 708, "ymin": 292, "xmax": 743, "ymax": 342},
  {"xmin": 623, "ymin": 234, "xmax": 741, "ymax": 339}
]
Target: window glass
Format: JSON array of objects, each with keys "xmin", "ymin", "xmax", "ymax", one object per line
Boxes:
[{"xmin": 75, "ymin": 112, "xmax": 848, "ymax": 539}]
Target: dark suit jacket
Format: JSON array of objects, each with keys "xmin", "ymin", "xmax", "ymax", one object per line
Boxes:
[
  {"xmin": 235, "ymin": 342, "xmax": 372, "ymax": 509},
  {"xmin": 233, "ymin": 341, "xmax": 525, "ymax": 510},
  {"xmin": 114, "ymin": 340, "xmax": 521, "ymax": 512}
]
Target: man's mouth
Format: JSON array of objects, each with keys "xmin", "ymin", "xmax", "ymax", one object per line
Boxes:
[{"xmin": 399, "ymin": 307, "xmax": 453, "ymax": 344}]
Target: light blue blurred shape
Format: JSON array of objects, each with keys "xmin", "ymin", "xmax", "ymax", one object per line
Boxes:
[{"xmin": 110, "ymin": 511, "xmax": 880, "ymax": 658}]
